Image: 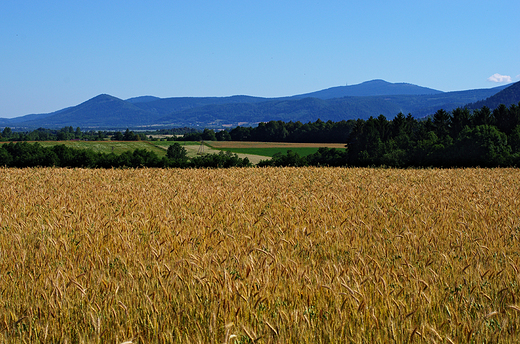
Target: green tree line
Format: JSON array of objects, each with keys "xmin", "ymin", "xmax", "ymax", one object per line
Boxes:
[
  {"xmin": 0, "ymin": 127, "xmax": 195, "ymax": 142},
  {"xmin": 3, "ymin": 103, "xmax": 520, "ymax": 168},
  {"xmin": 0, "ymin": 142, "xmax": 251, "ymax": 168},
  {"xmin": 1, "ymin": 126, "xmax": 108, "ymax": 141},
  {"xmin": 174, "ymin": 119, "xmax": 356, "ymax": 143},
  {"xmin": 259, "ymin": 103, "xmax": 520, "ymax": 168}
]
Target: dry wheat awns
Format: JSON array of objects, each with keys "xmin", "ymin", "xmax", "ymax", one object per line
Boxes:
[{"xmin": 0, "ymin": 167, "xmax": 519, "ymax": 342}]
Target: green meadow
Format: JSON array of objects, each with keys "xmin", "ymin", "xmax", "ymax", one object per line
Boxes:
[
  {"xmin": 208, "ymin": 146, "xmax": 346, "ymax": 157},
  {"xmin": 34, "ymin": 141, "xmax": 168, "ymax": 157}
]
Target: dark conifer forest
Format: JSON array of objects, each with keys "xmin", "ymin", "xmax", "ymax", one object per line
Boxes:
[{"xmin": 258, "ymin": 103, "xmax": 520, "ymax": 167}]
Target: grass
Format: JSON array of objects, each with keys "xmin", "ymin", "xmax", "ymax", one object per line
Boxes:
[
  {"xmin": 3, "ymin": 140, "xmax": 346, "ymax": 161},
  {"xmin": 4, "ymin": 140, "xmax": 202, "ymax": 158},
  {"xmin": 33, "ymin": 140, "xmax": 169, "ymax": 157},
  {"xmin": 149, "ymin": 140, "xmax": 202, "ymax": 148},
  {"xmin": 1, "ymin": 140, "xmax": 270, "ymax": 163},
  {"xmin": 149, "ymin": 141, "xmax": 326, "ymax": 159},
  {"xmin": 208, "ymin": 146, "xmax": 342, "ymax": 157},
  {"xmin": 1, "ymin": 167, "xmax": 520, "ymax": 342},
  {"xmin": 206, "ymin": 141, "xmax": 347, "ymax": 158},
  {"xmin": 151, "ymin": 141, "xmax": 275, "ymax": 163}
]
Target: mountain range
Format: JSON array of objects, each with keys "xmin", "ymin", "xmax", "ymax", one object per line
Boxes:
[{"xmin": 1, "ymin": 79, "xmax": 518, "ymax": 130}]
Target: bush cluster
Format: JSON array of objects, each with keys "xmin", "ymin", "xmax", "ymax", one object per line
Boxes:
[{"xmin": 0, "ymin": 142, "xmax": 251, "ymax": 168}]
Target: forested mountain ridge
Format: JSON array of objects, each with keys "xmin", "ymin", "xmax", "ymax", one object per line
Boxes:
[
  {"xmin": 468, "ymin": 81, "xmax": 520, "ymax": 110},
  {"xmin": 8, "ymin": 94, "xmax": 161, "ymax": 128},
  {"xmin": 291, "ymin": 79, "xmax": 443, "ymax": 99},
  {"xmin": 0, "ymin": 80, "xmax": 510, "ymax": 129}
]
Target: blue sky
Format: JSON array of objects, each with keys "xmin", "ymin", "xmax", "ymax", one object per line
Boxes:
[{"xmin": 1, "ymin": 0, "xmax": 519, "ymax": 118}]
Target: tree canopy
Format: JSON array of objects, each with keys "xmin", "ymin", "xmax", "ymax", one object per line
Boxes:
[
  {"xmin": 0, "ymin": 142, "xmax": 251, "ymax": 169},
  {"xmin": 259, "ymin": 103, "xmax": 520, "ymax": 168}
]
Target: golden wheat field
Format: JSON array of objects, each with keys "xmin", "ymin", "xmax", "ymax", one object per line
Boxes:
[{"xmin": 1, "ymin": 167, "xmax": 520, "ymax": 343}]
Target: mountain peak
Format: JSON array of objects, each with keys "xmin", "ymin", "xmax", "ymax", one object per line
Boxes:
[
  {"xmin": 361, "ymin": 79, "xmax": 390, "ymax": 84},
  {"xmin": 89, "ymin": 94, "xmax": 122, "ymax": 101},
  {"xmin": 293, "ymin": 80, "xmax": 443, "ymax": 99},
  {"xmin": 75, "ymin": 94, "xmax": 124, "ymax": 106}
]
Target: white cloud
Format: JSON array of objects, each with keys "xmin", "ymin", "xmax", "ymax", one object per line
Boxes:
[{"xmin": 487, "ymin": 73, "xmax": 512, "ymax": 83}]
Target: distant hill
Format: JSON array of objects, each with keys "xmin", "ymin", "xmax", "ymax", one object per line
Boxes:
[
  {"xmin": 1, "ymin": 80, "xmax": 512, "ymax": 129},
  {"xmin": 0, "ymin": 113, "xmax": 50, "ymax": 127},
  {"xmin": 155, "ymin": 86, "xmax": 510, "ymax": 126},
  {"xmin": 18, "ymin": 94, "xmax": 160, "ymax": 129},
  {"xmin": 467, "ymin": 81, "xmax": 520, "ymax": 110},
  {"xmin": 293, "ymin": 79, "xmax": 443, "ymax": 99},
  {"xmin": 383, "ymin": 86, "xmax": 511, "ymax": 117},
  {"xmin": 156, "ymin": 97, "xmax": 405, "ymax": 127},
  {"xmin": 131, "ymin": 95, "xmax": 269, "ymax": 117},
  {"xmin": 0, "ymin": 106, "xmax": 74, "ymax": 127}
]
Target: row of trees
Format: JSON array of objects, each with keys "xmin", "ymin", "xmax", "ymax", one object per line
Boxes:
[
  {"xmin": 175, "ymin": 120, "xmax": 356, "ymax": 143},
  {"xmin": 1, "ymin": 126, "xmax": 109, "ymax": 141},
  {"xmin": 3, "ymin": 103, "xmax": 519, "ymax": 168},
  {"xmin": 347, "ymin": 104, "xmax": 520, "ymax": 167},
  {"xmin": 261, "ymin": 103, "xmax": 520, "ymax": 167},
  {"xmin": 110, "ymin": 129, "xmax": 147, "ymax": 141},
  {"xmin": 0, "ymin": 142, "xmax": 251, "ymax": 168},
  {"xmin": 0, "ymin": 127, "xmax": 174, "ymax": 142},
  {"xmin": 258, "ymin": 147, "xmax": 348, "ymax": 167},
  {"xmin": 228, "ymin": 119, "xmax": 355, "ymax": 142},
  {"xmin": 1, "ymin": 126, "xmax": 145, "ymax": 141}
]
